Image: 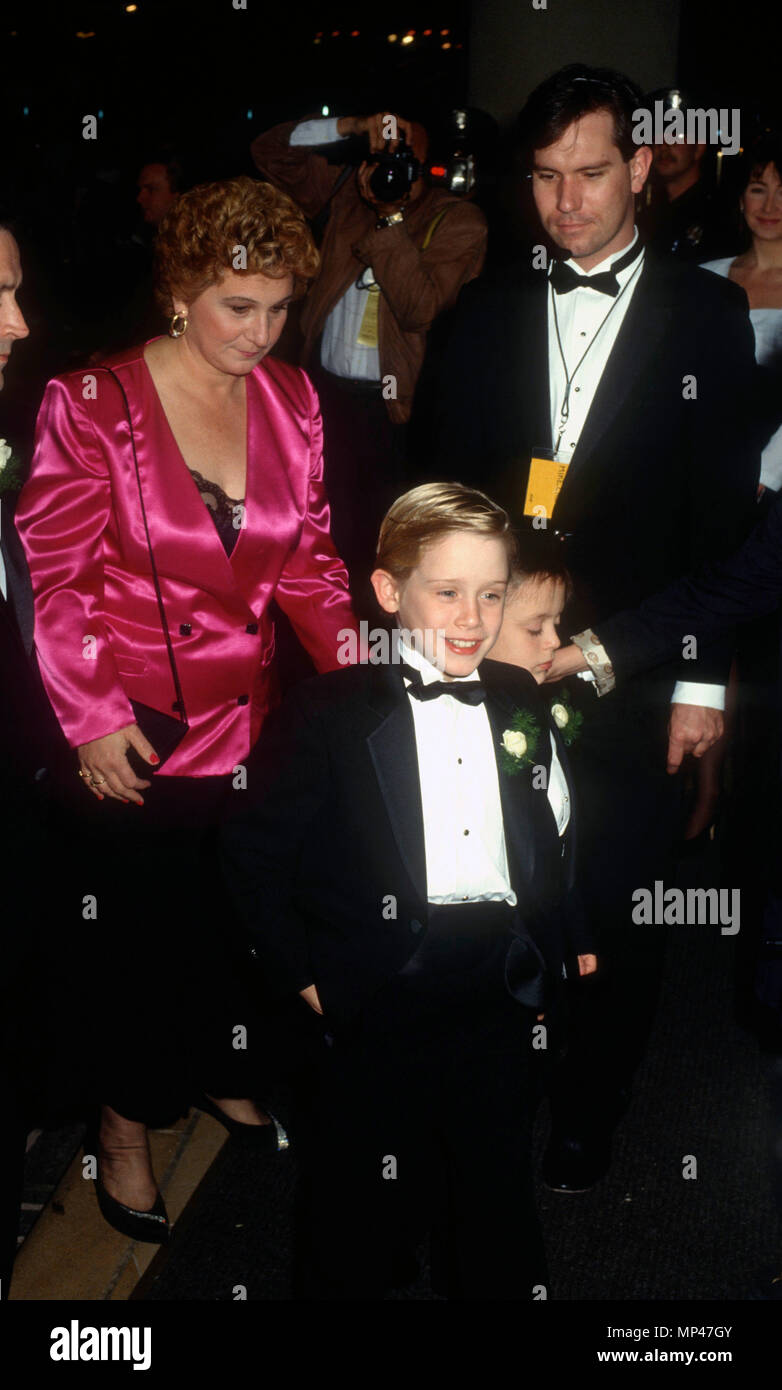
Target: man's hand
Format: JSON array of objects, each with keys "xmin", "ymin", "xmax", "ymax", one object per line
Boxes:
[
  {"xmin": 337, "ymin": 112, "xmax": 413, "ymax": 153},
  {"xmin": 666, "ymin": 703, "xmax": 724, "ymax": 774},
  {"xmin": 543, "ymin": 644, "xmax": 588, "ymax": 683}
]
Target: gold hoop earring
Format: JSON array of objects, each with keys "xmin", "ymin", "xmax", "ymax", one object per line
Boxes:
[{"xmin": 169, "ymin": 312, "xmax": 188, "ymax": 338}]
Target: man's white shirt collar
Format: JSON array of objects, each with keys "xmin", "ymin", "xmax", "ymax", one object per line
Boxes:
[{"xmin": 557, "ymin": 225, "xmax": 642, "ymax": 280}]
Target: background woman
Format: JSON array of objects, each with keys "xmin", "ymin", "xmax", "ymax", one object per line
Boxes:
[
  {"xmin": 703, "ymin": 135, "xmax": 782, "ymax": 492},
  {"xmin": 16, "ymin": 176, "xmax": 357, "ymax": 1241}
]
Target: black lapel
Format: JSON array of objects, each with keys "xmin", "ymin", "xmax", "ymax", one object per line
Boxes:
[
  {"xmin": 480, "ymin": 660, "xmax": 549, "ymax": 897},
  {"xmin": 0, "ymin": 498, "xmax": 34, "ymax": 656},
  {"xmin": 556, "ymin": 255, "xmax": 674, "ymax": 517},
  {"xmin": 365, "ymin": 663, "xmax": 428, "ymax": 909}
]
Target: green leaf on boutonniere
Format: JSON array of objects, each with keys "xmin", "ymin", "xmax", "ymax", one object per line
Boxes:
[
  {"xmin": 0, "ymin": 439, "xmax": 23, "ymax": 497},
  {"xmin": 549, "ymin": 688, "xmax": 583, "ymax": 747},
  {"xmin": 498, "ymin": 707, "xmax": 541, "ymax": 775}
]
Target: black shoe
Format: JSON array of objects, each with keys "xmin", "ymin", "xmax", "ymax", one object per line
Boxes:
[
  {"xmin": 85, "ymin": 1126, "xmax": 170, "ymax": 1244},
  {"xmin": 194, "ymin": 1093, "xmax": 289, "ymax": 1151},
  {"xmin": 540, "ymin": 1132, "xmax": 612, "ymax": 1193},
  {"xmin": 95, "ymin": 1178, "xmax": 170, "ymax": 1244}
]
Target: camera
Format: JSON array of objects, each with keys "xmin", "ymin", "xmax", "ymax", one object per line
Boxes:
[{"xmin": 368, "ymin": 138, "xmax": 421, "ymax": 203}]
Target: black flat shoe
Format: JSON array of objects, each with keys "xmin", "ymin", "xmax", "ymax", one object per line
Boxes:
[
  {"xmin": 95, "ymin": 1179, "xmax": 170, "ymax": 1244},
  {"xmin": 194, "ymin": 1093, "xmax": 289, "ymax": 1151}
]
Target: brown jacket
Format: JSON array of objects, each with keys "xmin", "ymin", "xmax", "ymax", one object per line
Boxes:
[{"xmin": 251, "ymin": 120, "xmax": 488, "ymax": 424}]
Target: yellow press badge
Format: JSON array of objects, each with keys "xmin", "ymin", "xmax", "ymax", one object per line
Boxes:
[
  {"xmin": 356, "ymin": 285, "xmax": 381, "ymax": 347},
  {"xmin": 523, "ymin": 450, "xmax": 570, "ymax": 521}
]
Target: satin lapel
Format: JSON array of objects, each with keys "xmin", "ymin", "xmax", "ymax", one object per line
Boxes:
[
  {"xmin": 480, "ymin": 667, "xmax": 539, "ymax": 898},
  {"xmin": 556, "ymin": 260, "xmax": 673, "ymax": 517},
  {"xmin": 107, "ymin": 364, "xmax": 251, "ymax": 616},
  {"xmin": 366, "ymin": 666, "xmax": 428, "ymax": 908},
  {"xmin": 1, "ymin": 498, "xmax": 35, "ymax": 655}
]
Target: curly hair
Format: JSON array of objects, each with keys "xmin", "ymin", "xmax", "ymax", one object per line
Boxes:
[{"xmin": 154, "ymin": 175, "xmax": 320, "ymax": 314}]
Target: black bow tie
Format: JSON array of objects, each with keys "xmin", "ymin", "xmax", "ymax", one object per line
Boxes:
[
  {"xmin": 402, "ymin": 664, "xmax": 487, "ymax": 706},
  {"xmin": 549, "ymin": 261, "xmax": 619, "ymax": 296},
  {"xmin": 549, "ymin": 237, "xmax": 644, "ymax": 298}
]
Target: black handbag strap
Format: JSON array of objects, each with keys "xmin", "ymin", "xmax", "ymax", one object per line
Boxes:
[{"xmin": 101, "ymin": 366, "xmax": 188, "ymax": 725}]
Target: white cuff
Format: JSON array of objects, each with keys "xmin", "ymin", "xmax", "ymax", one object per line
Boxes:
[
  {"xmin": 671, "ymin": 681, "xmax": 726, "ymax": 711},
  {"xmin": 290, "ymin": 117, "xmax": 343, "ymax": 146}
]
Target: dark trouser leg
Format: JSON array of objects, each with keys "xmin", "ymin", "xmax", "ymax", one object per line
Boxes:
[
  {"xmin": 436, "ymin": 1005, "xmax": 547, "ymax": 1300},
  {"xmin": 294, "ymin": 929, "xmax": 545, "ymax": 1300},
  {"xmin": 548, "ymin": 687, "xmax": 682, "ymax": 1135}
]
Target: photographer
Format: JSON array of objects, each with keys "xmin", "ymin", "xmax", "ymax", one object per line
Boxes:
[{"xmin": 250, "ymin": 110, "xmax": 487, "ymax": 612}]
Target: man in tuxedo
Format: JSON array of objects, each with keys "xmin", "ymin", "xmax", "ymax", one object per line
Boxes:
[
  {"xmin": 0, "ymin": 222, "xmax": 72, "ymax": 1296},
  {"xmin": 434, "ymin": 64, "xmax": 761, "ymax": 1190}
]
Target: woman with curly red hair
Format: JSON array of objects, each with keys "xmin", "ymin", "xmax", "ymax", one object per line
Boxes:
[{"xmin": 16, "ymin": 177, "xmax": 357, "ymax": 1243}]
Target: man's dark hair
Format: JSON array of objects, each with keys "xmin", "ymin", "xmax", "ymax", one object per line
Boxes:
[{"xmin": 517, "ymin": 63, "xmax": 644, "ymax": 168}]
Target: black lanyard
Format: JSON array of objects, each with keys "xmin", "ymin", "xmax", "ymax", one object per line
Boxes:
[{"xmin": 550, "ymin": 249, "xmax": 645, "ymax": 452}]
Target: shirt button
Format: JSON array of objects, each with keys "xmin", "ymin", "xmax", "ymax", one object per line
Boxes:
[
  {"xmin": 463, "ymin": 829, "xmax": 470, "ymax": 836},
  {"xmin": 410, "ymin": 919, "xmax": 423, "ymax": 934},
  {"xmin": 574, "ymin": 386, "xmax": 580, "ymax": 392},
  {"xmin": 457, "ymin": 757, "xmax": 462, "ymax": 765},
  {"xmin": 246, "ymin": 622, "xmax": 259, "ymax": 635},
  {"xmin": 237, "ymin": 694, "xmax": 249, "ymax": 706},
  {"xmin": 179, "ymin": 623, "xmax": 192, "ymax": 636}
]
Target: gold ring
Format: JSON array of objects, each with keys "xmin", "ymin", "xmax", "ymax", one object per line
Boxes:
[
  {"xmin": 78, "ymin": 770, "xmax": 94, "ymax": 782},
  {"xmin": 93, "ymin": 776, "xmax": 106, "ymax": 785}
]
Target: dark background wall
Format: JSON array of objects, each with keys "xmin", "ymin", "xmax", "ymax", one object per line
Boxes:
[{"xmin": 469, "ymin": 0, "xmax": 681, "ymax": 127}]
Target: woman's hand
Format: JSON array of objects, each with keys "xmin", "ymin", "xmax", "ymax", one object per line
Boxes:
[
  {"xmin": 299, "ymin": 983, "xmax": 324, "ymax": 1015},
  {"xmin": 543, "ymin": 644, "xmax": 588, "ymax": 683},
  {"xmin": 77, "ymin": 723, "xmax": 159, "ymax": 804}
]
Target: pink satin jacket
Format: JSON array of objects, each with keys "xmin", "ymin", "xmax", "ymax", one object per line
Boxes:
[{"xmin": 16, "ymin": 344, "xmax": 357, "ymax": 776}]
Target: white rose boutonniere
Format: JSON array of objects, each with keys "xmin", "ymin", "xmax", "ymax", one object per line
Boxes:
[
  {"xmin": 0, "ymin": 438, "xmax": 23, "ymax": 496},
  {"xmin": 548, "ymin": 689, "xmax": 583, "ymax": 747},
  {"xmin": 502, "ymin": 729, "xmax": 528, "ymax": 758},
  {"xmin": 498, "ymin": 708, "xmax": 540, "ymax": 775}
]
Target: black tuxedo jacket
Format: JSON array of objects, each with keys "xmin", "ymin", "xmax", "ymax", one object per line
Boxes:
[
  {"xmin": 0, "ymin": 497, "xmax": 70, "ymax": 800},
  {"xmin": 433, "ymin": 249, "xmax": 761, "ymax": 691},
  {"xmin": 222, "ymin": 658, "xmax": 587, "ymax": 1030},
  {"xmin": 594, "ymin": 487, "xmax": 782, "ymax": 687}
]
